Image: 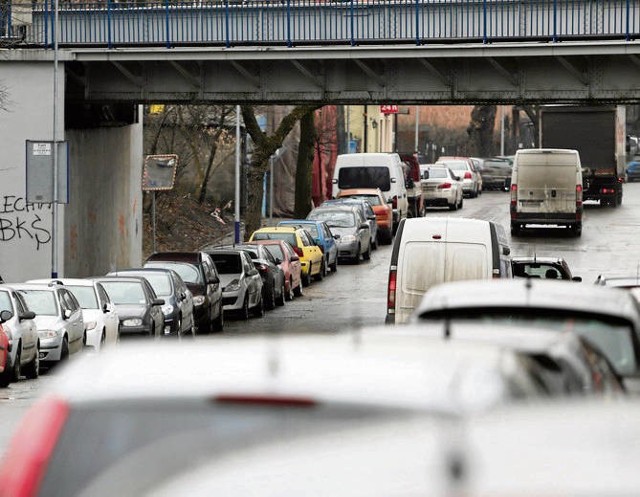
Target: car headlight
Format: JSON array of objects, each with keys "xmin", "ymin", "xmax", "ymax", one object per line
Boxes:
[
  {"xmin": 85, "ymin": 321, "xmax": 98, "ymax": 330},
  {"xmin": 161, "ymin": 304, "xmax": 174, "ymax": 316},
  {"xmin": 38, "ymin": 329, "xmax": 59, "ymax": 339},
  {"xmin": 122, "ymin": 318, "xmax": 143, "ymax": 327},
  {"xmin": 192, "ymin": 296, "xmax": 205, "ymax": 306},
  {"xmin": 340, "ymin": 235, "xmax": 357, "ymax": 244},
  {"xmin": 225, "ymin": 279, "xmax": 240, "ymax": 292}
]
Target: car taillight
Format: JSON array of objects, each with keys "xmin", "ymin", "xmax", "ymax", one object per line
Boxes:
[
  {"xmin": 0, "ymin": 396, "xmax": 69, "ymax": 497},
  {"xmin": 510, "ymin": 184, "xmax": 517, "ymax": 219},
  {"xmin": 293, "ymin": 246, "xmax": 304, "ymax": 258},
  {"xmin": 387, "ymin": 267, "xmax": 397, "ymax": 314},
  {"xmin": 464, "ymin": 171, "xmax": 472, "ymax": 179},
  {"xmin": 600, "ymin": 187, "xmax": 615, "ymax": 194},
  {"xmin": 437, "ymin": 182, "xmax": 452, "ymax": 189},
  {"xmin": 576, "ymin": 184, "xmax": 583, "ymax": 207}
]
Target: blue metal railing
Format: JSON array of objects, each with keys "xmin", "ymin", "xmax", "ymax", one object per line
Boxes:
[{"xmin": 1, "ymin": 0, "xmax": 638, "ymax": 48}]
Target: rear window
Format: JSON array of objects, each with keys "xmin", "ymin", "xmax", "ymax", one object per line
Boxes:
[
  {"xmin": 308, "ymin": 210, "xmax": 356, "ymax": 228},
  {"xmin": 18, "ymin": 290, "xmax": 58, "ymax": 316},
  {"xmin": 66, "ymin": 286, "xmax": 100, "ymax": 309},
  {"xmin": 341, "ymin": 194, "xmax": 382, "ymax": 206},
  {"xmin": 251, "ymin": 232, "xmax": 297, "ymax": 248},
  {"xmin": 427, "ymin": 168, "xmax": 448, "ymax": 179},
  {"xmin": 145, "ymin": 262, "xmax": 202, "ymax": 285},
  {"xmin": 438, "ymin": 161, "xmax": 467, "ymax": 171},
  {"xmin": 263, "ymin": 245, "xmax": 284, "ymax": 261},
  {"xmin": 39, "ymin": 402, "xmax": 405, "ymax": 497},
  {"xmin": 99, "ymin": 282, "xmax": 146, "ymax": 305},
  {"xmin": 338, "ymin": 167, "xmax": 391, "ymax": 192}
]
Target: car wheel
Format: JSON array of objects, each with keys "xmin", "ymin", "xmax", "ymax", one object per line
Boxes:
[
  {"xmin": 276, "ymin": 281, "xmax": 286, "ymax": 306},
  {"xmin": 363, "ymin": 243, "xmax": 371, "ymax": 261},
  {"xmin": 293, "ymin": 280, "xmax": 304, "ymax": 298},
  {"xmin": 511, "ymin": 222, "xmax": 521, "ymax": 237},
  {"xmin": 330, "ymin": 257, "xmax": 338, "ymax": 272},
  {"xmin": 11, "ymin": 346, "xmax": 21, "ymax": 381},
  {"xmin": 239, "ymin": 296, "xmax": 250, "ymax": 321},
  {"xmin": 252, "ymin": 296, "xmax": 265, "ymax": 318},
  {"xmin": 573, "ymin": 223, "xmax": 582, "ymax": 237},
  {"xmin": 448, "ymin": 200, "xmax": 457, "ymax": 211},
  {"xmin": 211, "ymin": 306, "xmax": 224, "ymax": 332},
  {"xmin": 0, "ymin": 360, "xmax": 12, "ymax": 387},
  {"xmin": 23, "ymin": 343, "xmax": 39, "ymax": 380},
  {"xmin": 458, "ymin": 196, "xmax": 463, "ymax": 209},
  {"xmin": 372, "ymin": 236, "xmax": 378, "ymax": 250},
  {"xmin": 353, "ymin": 245, "xmax": 361, "ymax": 264},
  {"xmin": 285, "ymin": 278, "xmax": 294, "ymax": 301},
  {"xmin": 303, "ymin": 265, "xmax": 312, "ymax": 287},
  {"xmin": 175, "ymin": 315, "xmax": 182, "ymax": 337},
  {"xmin": 60, "ymin": 336, "xmax": 69, "ymax": 362}
]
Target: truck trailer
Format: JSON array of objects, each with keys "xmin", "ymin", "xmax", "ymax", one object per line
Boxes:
[{"xmin": 539, "ymin": 106, "xmax": 625, "ymax": 207}]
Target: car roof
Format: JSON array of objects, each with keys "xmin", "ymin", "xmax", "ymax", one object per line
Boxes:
[
  {"xmin": 336, "ymin": 187, "xmax": 383, "ymax": 195},
  {"xmin": 414, "ymin": 279, "xmax": 640, "ymax": 325},
  {"xmin": 26, "ymin": 278, "xmax": 97, "ymax": 287},
  {"xmin": 92, "ymin": 276, "xmax": 149, "ymax": 284},
  {"xmin": 597, "ymin": 276, "xmax": 640, "ymax": 287},
  {"xmin": 7, "ymin": 283, "xmax": 60, "ymax": 292},
  {"xmin": 146, "ymin": 252, "xmax": 203, "ymax": 263},
  {"xmin": 46, "ymin": 333, "xmax": 540, "ymax": 413},
  {"xmin": 511, "ymin": 256, "xmax": 566, "ymax": 264},
  {"xmin": 252, "ymin": 226, "xmax": 298, "ymax": 233}
]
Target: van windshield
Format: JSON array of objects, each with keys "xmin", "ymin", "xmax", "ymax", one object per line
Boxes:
[{"xmin": 338, "ymin": 167, "xmax": 391, "ymax": 192}]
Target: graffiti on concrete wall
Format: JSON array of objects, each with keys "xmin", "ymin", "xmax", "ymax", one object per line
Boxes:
[{"xmin": 0, "ymin": 195, "xmax": 52, "ymax": 251}]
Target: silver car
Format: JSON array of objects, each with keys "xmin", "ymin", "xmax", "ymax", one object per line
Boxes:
[
  {"xmin": 307, "ymin": 206, "xmax": 371, "ymax": 264},
  {"xmin": 420, "ymin": 165, "xmax": 464, "ymax": 211},
  {"xmin": 436, "ymin": 157, "xmax": 482, "ymax": 197},
  {"xmin": 12, "ymin": 283, "xmax": 85, "ymax": 367},
  {"xmin": 0, "ymin": 285, "xmax": 39, "ymax": 380}
]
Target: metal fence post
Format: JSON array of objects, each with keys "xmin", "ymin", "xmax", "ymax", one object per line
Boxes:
[
  {"xmin": 482, "ymin": 0, "xmax": 487, "ymax": 44},
  {"xmin": 350, "ymin": 0, "xmax": 355, "ymax": 46},
  {"xmin": 415, "ymin": 0, "xmax": 420, "ymax": 45},
  {"xmin": 107, "ymin": 0, "xmax": 112, "ymax": 49},
  {"xmin": 164, "ymin": 0, "xmax": 171, "ymax": 48},
  {"xmin": 224, "ymin": 0, "xmax": 230, "ymax": 48},
  {"xmin": 44, "ymin": 0, "xmax": 50, "ymax": 47},
  {"xmin": 626, "ymin": 0, "xmax": 631, "ymax": 41},
  {"xmin": 286, "ymin": 0, "xmax": 292, "ymax": 47},
  {"xmin": 552, "ymin": 0, "xmax": 558, "ymax": 42}
]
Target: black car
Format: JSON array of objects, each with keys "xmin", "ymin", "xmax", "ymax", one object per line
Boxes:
[
  {"xmin": 144, "ymin": 252, "xmax": 224, "ymax": 333},
  {"xmin": 511, "ymin": 256, "xmax": 582, "ymax": 282},
  {"xmin": 107, "ymin": 268, "xmax": 196, "ymax": 338},
  {"xmin": 93, "ymin": 276, "xmax": 165, "ymax": 339},
  {"xmin": 214, "ymin": 244, "xmax": 286, "ymax": 310}
]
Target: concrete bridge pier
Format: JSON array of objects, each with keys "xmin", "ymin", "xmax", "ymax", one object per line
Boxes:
[{"xmin": 0, "ymin": 61, "xmax": 143, "ymax": 282}]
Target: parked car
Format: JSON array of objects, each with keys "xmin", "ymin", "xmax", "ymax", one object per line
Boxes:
[
  {"xmin": 626, "ymin": 160, "xmax": 640, "ymax": 182},
  {"xmin": 436, "ymin": 156, "xmax": 482, "ymax": 197},
  {"xmin": 92, "ymin": 276, "xmax": 165, "ymax": 340},
  {"xmin": 0, "ymin": 312, "xmax": 13, "ymax": 387},
  {"xmin": 470, "ymin": 157, "xmax": 512, "ymax": 190},
  {"xmin": 27, "ymin": 278, "xmax": 120, "ymax": 350},
  {"xmin": 144, "ymin": 251, "xmax": 224, "ymax": 333},
  {"xmin": 277, "ymin": 219, "xmax": 339, "ymax": 273},
  {"xmin": 594, "ymin": 274, "xmax": 640, "ymax": 303},
  {"xmin": 204, "ymin": 248, "xmax": 264, "ymax": 319},
  {"xmin": 335, "ymin": 187, "xmax": 393, "ymax": 245},
  {"xmin": 420, "ymin": 165, "xmax": 464, "ymax": 211},
  {"xmin": 106, "ymin": 269, "xmax": 195, "ymax": 338},
  {"xmin": 386, "ymin": 217, "xmax": 511, "ymax": 324},
  {"xmin": 0, "ymin": 286, "xmax": 38, "ymax": 381},
  {"xmin": 319, "ymin": 198, "xmax": 379, "ymax": 250},
  {"xmin": 252, "ymin": 239, "xmax": 303, "ymax": 301},
  {"xmin": 12, "ymin": 283, "xmax": 85, "ymax": 368},
  {"xmin": 307, "ymin": 206, "xmax": 371, "ymax": 264},
  {"xmin": 215, "ymin": 244, "xmax": 285, "ymax": 310},
  {"xmin": 249, "ymin": 226, "xmax": 324, "ymax": 286},
  {"xmin": 0, "ymin": 331, "xmax": 563, "ymax": 497},
  {"xmin": 412, "ymin": 279, "xmax": 640, "ymax": 392},
  {"xmin": 511, "ymin": 256, "xmax": 582, "ymax": 281}
]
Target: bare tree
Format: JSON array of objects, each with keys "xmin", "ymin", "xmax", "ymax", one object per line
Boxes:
[
  {"xmin": 241, "ymin": 104, "xmax": 322, "ymax": 239},
  {"xmin": 294, "ymin": 110, "xmax": 316, "ymax": 218},
  {"xmin": 467, "ymin": 105, "xmax": 497, "ymax": 157}
]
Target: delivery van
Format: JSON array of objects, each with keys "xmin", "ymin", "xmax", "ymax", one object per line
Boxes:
[
  {"xmin": 510, "ymin": 149, "xmax": 583, "ymax": 237},
  {"xmin": 385, "ymin": 217, "xmax": 511, "ymax": 325},
  {"xmin": 332, "ymin": 153, "xmax": 408, "ymax": 233}
]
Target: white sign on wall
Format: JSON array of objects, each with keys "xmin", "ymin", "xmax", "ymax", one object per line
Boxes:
[{"xmin": 25, "ymin": 140, "xmax": 69, "ymax": 204}]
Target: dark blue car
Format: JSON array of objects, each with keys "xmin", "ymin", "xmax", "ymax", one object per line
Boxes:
[
  {"xmin": 627, "ymin": 161, "xmax": 640, "ymax": 182},
  {"xmin": 277, "ymin": 220, "xmax": 339, "ymax": 274}
]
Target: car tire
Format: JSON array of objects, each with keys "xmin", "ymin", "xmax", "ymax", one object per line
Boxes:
[
  {"xmin": 293, "ymin": 281, "xmax": 304, "ymax": 298},
  {"xmin": 265, "ymin": 285, "xmax": 276, "ymax": 311},
  {"xmin": 276, "ymin": 281, "xmax": 286, "ymax": 306},
  {"xmin": 212, "ymin": 306, "xmax": 224, "ymax": 332},
  {"xmin": 0, "ymin": 360, "xmax": 12, "ymax": 387},
  {"xmin": 11, "ymin": 346, "xmax": 21, "ymax": 381},
  {"xmin": 60, "ymin": 336, "xmax": 69, "ymax": 363},
  {"xmin": 303, "ymin": 265, "xmax": 312, "ymax": 287},
  {"xmin": 372, "ymin": 236, "xmax": 378, "ymax": 250},
  {"xmin": 330, "ymin": 257, "xmax": 338, "ymax": 272},
  {"xmin": 175, "ymin": 315, "xmax": 182, "ymax": 337},
  {"xmin": 315, "ymin": 260, "xmax": 325, "ymax": 282},
  {"xmin": 448, "ymin": 200, "xmax": 457, "ymax": 211},
  {"xmin": 363, "ymin": 244, "xmax": 371, "ymax": 261},
  {"xmin": 23, "ymin": 343, "xmax": 39, "ymax": 380},
  {"xmin": 458, "ymin": 196, "xmax": 463, "ymax": 209},
  {"xmin": 252, "ymin": 296, "xmax": 265, "ymax": 318},
  {"xmin": 511, "ymin": 223, "xmax": 521, "ymax": 237},
  {"xmin": 573, "ymin": 223, "xmax": 582, "ymax": 237},
  {"xmin": 285, "ymin": 279, "xmax": 295, "ymax": 301},
  {"xmin": 353, "ymin": 246, "xmax": 361, "ymax": 265},
  {"xmin": 238, "ymin": 296, "xmax": 250, "ymax": 321}
]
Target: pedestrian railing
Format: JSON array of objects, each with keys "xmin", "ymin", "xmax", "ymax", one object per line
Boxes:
[{"xmin": 1, "ymin": 0, "xmax": 638, "ymax": 49}]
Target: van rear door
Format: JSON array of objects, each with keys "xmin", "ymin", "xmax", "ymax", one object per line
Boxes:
[{"xmin": 516, "ymin": 154, "xmax": 578, "ymax": 214}]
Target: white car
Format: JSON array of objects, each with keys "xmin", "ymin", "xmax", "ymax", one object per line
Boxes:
[
  {"xmin": 12, "ymin": 283, "xmax": 85, "ymax": 367},
  {"xmin": 0, "ymin": 285, "xmax": 39, "ymax": 380},
  {"xmin": 28, "ymin": 279, "xmax": 119, "ymax": 351},
  {"xmin": 436, "ymin": 157, "xmax": 483, "ymax": 197},
  {"xmin": 420, "ymin": 165, "xmax": 464, "ymax": 212}
]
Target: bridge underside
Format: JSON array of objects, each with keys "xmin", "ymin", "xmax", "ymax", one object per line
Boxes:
[{"xmin": 55, "ymin": 43, "xmax": 640, "ymax": 105}]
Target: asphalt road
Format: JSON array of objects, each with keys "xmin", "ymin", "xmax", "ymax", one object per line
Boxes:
[{"xmin": 2, "ymin": 183, "xmax": 640, "ymax": 456}]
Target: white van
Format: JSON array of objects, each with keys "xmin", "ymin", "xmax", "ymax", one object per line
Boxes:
[
  {"xmin": 385, "ymin": 217, "xmax": 511, "ymax": 325},
  {"xmin": 510, "ymin": 149, "xmax": 583, "ymax": 237},
  {"xmin": 332, "ymin": 153, "xmax": 408, "ymax": 233}
]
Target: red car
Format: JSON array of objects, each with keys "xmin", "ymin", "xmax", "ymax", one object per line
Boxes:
[
  {"xmin": 250, "ymin": 240, "xmax": 303, "ymax": 301},
  {"xmin": 0, "ymin": 311, "xmax": 12, "ymax": 388}
]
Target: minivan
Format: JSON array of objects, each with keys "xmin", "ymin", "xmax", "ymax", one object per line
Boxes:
[
  {"xmin": 385, "ymin": 217, "xmax": 511, "ymax": 325},
  {"xmin": 510, "ymin": 148, "xmax": 583, "ymax": 237},
  {"xmin": 332, "ymin": 153, "xmax": 408, "ymax": 233}
]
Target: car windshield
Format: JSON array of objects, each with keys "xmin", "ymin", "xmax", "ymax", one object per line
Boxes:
[
  {"xmin": 209, "ymin": 254, "xmax": 242, "ymax": 274},
  {"xmin": 309, "ymin": 211, "xmax": 355, "ymax": 228},
  {"xmin": 263, "ymin": 245, "xmax": 284, "ymax": 261},
  {"xmin": 422, "ymin": 309, "xmax": 637, "ymax": 376},
  {"xmin": 0, "ymin": 291, "xmax": 12, "ymax": 314},
  {"xmin": 427, "ymin": 168, "xmax": 448, "ymax": 179},
  {"xmin": 343, "ymin": 194, "xmax": 382, "ymax": 206},
  {"xmin": 66, "ymin": 286, "xmax": 99, "ymax": 309},
  {"xmin": 18, "ymin": 290, "xmax": 58, "ymax": 316},
  {"xmin": 99, "ymin": 282, "xmax": 147, "ymax": 305},
  {"xmin": 439, "ymin": 161, "xmax": 467, "ymax": 171},
  {"xmin": 145, "ymin": 262, "xmax": 202, "ymax": 285}
]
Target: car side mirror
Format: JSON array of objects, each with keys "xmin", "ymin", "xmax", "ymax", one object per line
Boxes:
[
  {"xmin": 422, "ymin": 171, "xmax": 429, "ymax": 180},
  {"xmin": 180, "ymin": 292, "xmax": 187, "ymax": 300},
  {"xmin": 454, "ymin": 175, "xmax": 461, "ymax": 181},
  {"xmin": 572, "ymin": 276, "xmax": 583, "ymax": 282},
  {"xmin": 314, "ymin": 238, "xmax": 322, "ymax": 247},
  {"xmin": 153, "ymin": 298, "xmax": 165, "ymax": 306},
  {"xmin": 209, "ymin": 276, "xmax": 220, "ymax": 285},
  {"xmin": 359, "ymin": 223, "xmax": 369, "ymax": 230},
  {"xmin": 102, "ymin": 302, "xmax": 110, "ymax": 314},
  {"xmin": 275, "ymin": 258, "xmax": 282, "ymax": 265},
  {"xmin": 291, "ymin": 255, "xmax": 300, "ymax": 262},
  {"xmin": 63, "ymin": 309, "xmax": 72, "ymax": 320},
  {"xmin": 0, "ymin": 309, "xmax": 13, "ymax": 323},
  {"xmin": 333, "ymin": 234, "xmax": 341, "ymax": 239}
]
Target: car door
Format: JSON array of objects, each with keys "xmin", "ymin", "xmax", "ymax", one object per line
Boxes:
[
  {"xmin": 60, "ymin": 289, "xmax": 84, "ymax": 352},
  {"xmin": 96, "ymin": 283, "xmax": 119, "ymax": 344},
  {"xmin": 143, "ymin": 281, "xmax": 164, "ymax": 334},
  {"xmin": 355, "ymin": 211, "xmax": 370, "ymax": 251},
  {"xmin": 173, "ymin": 272, "xmax": 194, "ymax": 332},
  {"xmin": 242, "ymin": 253, "xmax": 261, "ymax": 306},
  {"xmin": 13, "ymin": 292, "xmax": 37, "ymax": 363},
  {"xmin": 201, "ymin": 256, "xmax": 220, "ymax": 320},
  {"xmin": 320, "ymin": 223, "xmax": 337, "ymax": 264},
  {"xmin": 300, "ymin": 230, "xmax": 323, "ymax": 273}
]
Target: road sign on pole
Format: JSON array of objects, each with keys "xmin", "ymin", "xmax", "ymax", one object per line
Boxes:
[
  {"xmin": 142, "ymin": 154, "xmax": 178, "ymax": 191},
  {"xmin": 26, "ymin": 140, "xmax": 69, "ymax": 204}
]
